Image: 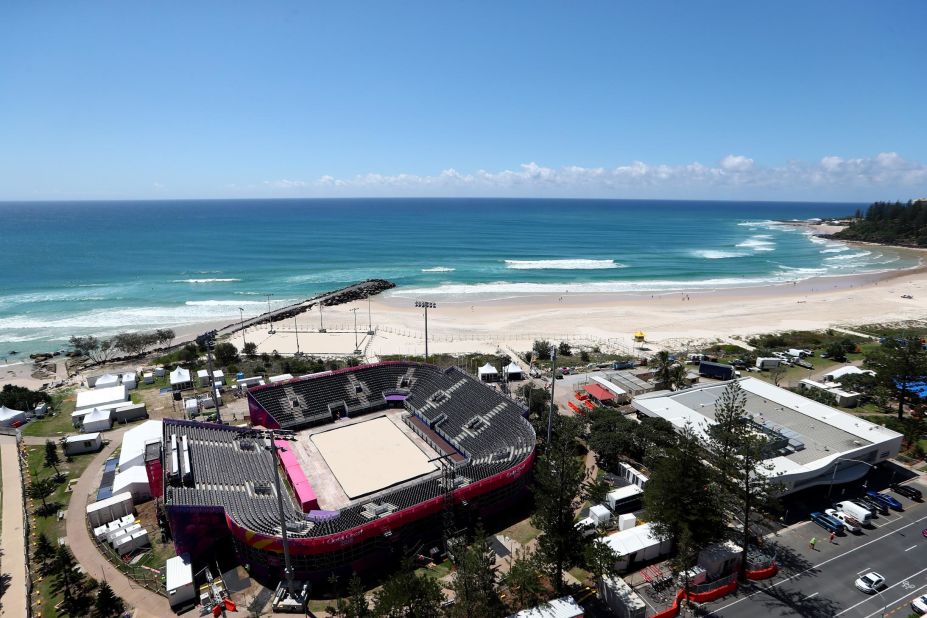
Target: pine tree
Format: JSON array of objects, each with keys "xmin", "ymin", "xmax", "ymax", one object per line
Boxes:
[
  {"xmin": 503, "ymin": 548, "xmax": 544, "ymax": 612},
  {"xmin": 531, "ymin": 414, "xmax": 589, "ymax": 593},
  {"xmin": 94, "ymin": 581, "xmax": 124, "ymax": 618},
  {"xmin": 372, "ymin": 557, "xmax": 445, "ymax": 617},
  {"xmin": 44, "ymin": 440, "xmax": 61, "ymax": 476},
  {"xmin": 53, "ymin": 545, "xmax": 88, "ymax": 613},
  {"xmin": 28, "ymin": 477, "xmax": 57, "ymax": 514},
  {"xmin": 448, "ymin": 526, "xmax": 504, "ymax": 618},
  {"xmin": 34, "ymin": 532, "xmax": 56, "ymax": 572}
]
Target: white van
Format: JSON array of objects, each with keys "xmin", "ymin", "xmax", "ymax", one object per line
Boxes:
[{"xmin": 836, "ymin": 500, "xmax": 873, "ymax": 527}]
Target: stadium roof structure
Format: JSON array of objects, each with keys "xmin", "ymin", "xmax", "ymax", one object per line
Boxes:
[
  {"xmin": 163, "ymin": 362, "xmax": 536, "ymax": 544},
  {"xmin": 632, "ymin": 377, "xmax": 903, "ymax": 494}
]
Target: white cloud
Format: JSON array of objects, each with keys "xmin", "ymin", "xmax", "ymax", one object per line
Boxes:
[{"xmin": 259, "ymin": 152, "xmax": 927, "ymax": 200}]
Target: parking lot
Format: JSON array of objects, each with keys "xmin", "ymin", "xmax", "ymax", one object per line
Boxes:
[{"xmin": 701, "ymin": 479, "xmax": 927, "ymax": 618}]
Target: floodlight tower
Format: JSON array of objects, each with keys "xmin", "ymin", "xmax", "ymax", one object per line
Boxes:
[
  {"xmin": 350, "ymin": 307, "xmax": 361, "ymax": 355},
  {"xmin": 414, "ymin": 301, "xmax": 437, "ymax": 362},
  {"xmin": 265, "ymin": 293, "xmax": 276, "ymax": 335}
]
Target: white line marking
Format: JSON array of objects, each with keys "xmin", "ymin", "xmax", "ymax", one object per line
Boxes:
[
  {"xmin": 835, "ymin": 566, "xmax": 927, "ymax": 616},
  {"xmin": 907, "ymin": 544, "xmax": 918, "ymax": 552},
  {"xmin": 857, "ymin": 568, "xmax": 870, "ymax": 575},
  {"xmin": 804, "ymin": 592, "xmax": 819, "ymax": 600},
  {"xmin": 706, "ymin": 513, "xmax": 927, "ymax": 615},
  {"xmin": 862, "ymin": 581, "xmax": 927, "ymax": 618}
]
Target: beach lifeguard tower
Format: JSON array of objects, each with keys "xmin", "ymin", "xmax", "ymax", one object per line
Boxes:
[{"xmin": 633, "ymin": 331, "xmax": 646, "ymax": 343}]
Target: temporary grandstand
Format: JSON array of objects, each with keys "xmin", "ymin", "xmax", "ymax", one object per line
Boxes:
[{"xmin": 161, "ymin": 361, "xmax": 536, "ymax": 584}]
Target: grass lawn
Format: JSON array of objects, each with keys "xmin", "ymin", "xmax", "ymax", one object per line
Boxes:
[
  {"xmin": 25, "ymin": 443, "xmax": 101, "ymax": 618},
  {"xmin": 499, "ymin": 517, "xmax": 541, "ymax": 546},
  {"xmin": 23, "ymin": 390, "xmax": 76, "ymax": 438}
]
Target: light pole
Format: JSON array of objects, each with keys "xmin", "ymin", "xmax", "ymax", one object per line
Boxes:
[
  {"xmin": 265, "ymin": 293, "xmax": 275, "ymax": 335},
  {"xmin": 827, "ymin": 457, "xmax": 876, "ymax": 499},
  {"xmin": 239, "ymin": 308, "xmax": 247, "ymax": 348},
  {"xmin": 318, "ymin": 302, "xmax": 326, "ymax": 333},
  {"xmin": 294, "ymin": 315, "xmax": 300, "ymax": 356},
  {"xmin": 367, "ymin": 296, "xmax": 374, "ymax": 335},
  {"xmin": 351, "ymin": 307, "xmax": 360, "ymax": 355},
  {"xmin": 415, "ymin": 301, "xmax": 436, "ymax": 362}
]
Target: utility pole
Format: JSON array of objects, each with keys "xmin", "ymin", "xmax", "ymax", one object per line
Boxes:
[
  {"xmin": 367, "ymin": 296, "xmax": 374, "ymax": 335},
  {"xmin": 415, "ymin": 301, "xmax": 436, "ymax": 362},
  {"xmin": 294, "ymin": 315, "xmax": 300, "ymax": 355},
  {"xmin": 197, "ymin": 331, "xmax": 222, "ymax": 424},
  {"xmin": 351, "ymin": 307, "xmax": 360, "ymax": 355},
  {"xmin": 318, "ymin": 302, "xmax": 326, "ymax": 333},
  {"xmin": 239, "ymin": 307, "xmax": 247, "ymax": 348},
  {"xmin": 265, "ymin": 293, "xmax": 275, "ymax": 335}
]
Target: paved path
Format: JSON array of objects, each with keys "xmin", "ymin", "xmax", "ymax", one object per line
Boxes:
[
  {"xmin": 0, "ymin": 434, "xmax": 27, "ymax": 618},
  {"xmin": 64, "ymin": 426, "xmax": 171, "ymax": 618}
]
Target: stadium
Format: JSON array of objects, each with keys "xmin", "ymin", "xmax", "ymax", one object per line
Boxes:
[{"xmin": 160, "ymin": 361, "xmax": 537, "ymax": 584}]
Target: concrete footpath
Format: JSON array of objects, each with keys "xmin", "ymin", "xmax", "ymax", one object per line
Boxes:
[
  {"xmin": 0, "ymin": 434, "xmax": 28, "ymax": 618},
  {"xmin": 65, "ymin": 426, "xmax": 171, "ymax": 618}
]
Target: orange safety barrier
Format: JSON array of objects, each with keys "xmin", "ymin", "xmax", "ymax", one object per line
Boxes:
[
  {"xmin": 745, "ymin": 563, "xmax": 778, "ymax": 580},
  {"xmin": 584, "ymin": 400, "xmax": 595, "ymax": 411},
  {"xmin": 568, "ymin": 401, "xmax": 580, "ymax": 412}
]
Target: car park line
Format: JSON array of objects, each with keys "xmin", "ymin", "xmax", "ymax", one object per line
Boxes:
[
  {"xmin": 804, "ymin": 592, "xmax": 819, "ymax": 600},
  {"xmin": 862, "ymin": 581, "xmax": 927, "ymax": 618},
  {"xmin": 906, "ymin": 544, "xmax": 918, "ymax": 552},
  {"xmin": 708, "ymin": 513, "xmax": 927, "ymax": 615},
  {"xmin": 834, "ymin": 566, "xmax": 927, "ymax": 616}
]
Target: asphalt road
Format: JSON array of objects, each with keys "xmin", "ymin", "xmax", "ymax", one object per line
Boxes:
[{"xmin": 701, "ymin": 484, "xmax": 927, "ymax": 618}]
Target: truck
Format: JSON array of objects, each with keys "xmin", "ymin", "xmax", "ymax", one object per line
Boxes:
[
  {"xmin": 755, "ymin": 357, "xmax": 782, "ymax": 370},
  {"xmin": 825, "ymin": 508, "xmax": 862, "ymax": 533},
  {"xmin": 835, "ymin": 500, "xmax": 873, "ymax": 526},
  {"xmin": 698, "ymin": 361, "xmax": 736, "ymax": 381},
  {"xmin": 606, "ymin": 485, "xmax": 644, "ymax": 512}
]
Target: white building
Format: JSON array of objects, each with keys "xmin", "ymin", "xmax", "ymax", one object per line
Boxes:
[
  {"xmin": 113, "ymin": 466, "xmax": 152, "ymax": 501},
  {"xmin": 94, "ymin": 373, "xmax": 121, "ymax": 389},
  {"xmin": 63, "ymin": 433, "xmax": 103, "ymax": 455},
  {"xmin": 86, "ymin": 491, "xmax": 134, "ymax": 528},
  {"xmin": 823, "ymin": 365, "xmax": 875, "ymax": 383},
  {"xmin": 197, "ymin": 369, "xmax": 211, "ymax": 387},
  {"xmin": 170, "ymin": 367, "xmax": 193, "ymax": 391},
  {"xmin": 0, "ymin": 405, "xmax": 26, "ymax": 428},
  {"xmin": 598, "ymin": 575, "xmax": 646, "ymax": 618},
  {"xmin": 82, "ymin": 408, "xmax": 113, "ymax": 432},
  {"xmin": 509, "ymin": 596, "xmax": 584, "ymax": 618},
  {"xmin": 477, "ymin": 363, "xmax": 498, "ymax": 382},
  {"xmin": 75, "ymin": 385, "xmax": 129, "ymax": 413},
  {"xmin": 166, "ymin": 554, "xmax": 196, "ymax": 610},
  {"xmin": 118, "ymin": 420, "xmax": 163, "ymax": 469},
  {"xmin": 632, "ymin": 377, "xmax": 903, "ymax": 495},
  {"xmin": 798, "ymin": 379, "xmax": 861, "ymax": 408},
  {"xmin": 597, "ymin": 523, "xmax": 673, "ymax": 571}
]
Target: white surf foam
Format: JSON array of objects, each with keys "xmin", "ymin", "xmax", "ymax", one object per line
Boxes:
[
  {"xmin": 825, "ymin": 251, "xmax": 872, "ymax": 262},
  {"xmin": 504, "ymin": 259, "xmax": 625, "ymax": 270},
  {"xmin": 736, "ymin": 237, "xmax": 776, "ymax": 251},
  {"xmin": 691, "ymin": 250, "xmax": 745, "ymax": 259},
  {"xmin": 173, "ymin": 278, "xmax": 241, "ymax": 283},
  {"xmin": 421, "ymin": 267, "xmax": 455, "ymax": 273}
]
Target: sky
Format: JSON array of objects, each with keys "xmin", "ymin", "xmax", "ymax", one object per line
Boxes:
[{"xmin": 1, "ymin": 1, "xmax": 926, "ymax": 202}]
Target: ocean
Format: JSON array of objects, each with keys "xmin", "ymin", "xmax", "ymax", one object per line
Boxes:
[{"xmin": 0, "ymin": 198, "xmax": 918, "ymax": 357}]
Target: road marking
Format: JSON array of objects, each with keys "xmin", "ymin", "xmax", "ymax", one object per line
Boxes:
[
  {"xmin": 858, "ymin": 568, "xmax": 871, "ymax": 574},
  {"xmin": 906, "ymin": 545, "xmax": 918, "ymax": 552},
  {"xmin": 804, "ymin": 592, "xmax": 819, "ymax": 600},
  {"xmin": 863, "ymin": 581, "xmax": 927, "ymax": 618},
  {"xmin": 835, "ymin": 566, "xmax": 927, "ymax": 616},
  {"xmin": 705, "ymin": 512, "xmax": 927, "ymax": 616}
]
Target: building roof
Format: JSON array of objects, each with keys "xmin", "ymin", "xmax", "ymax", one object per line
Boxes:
[
  {"xmin": 509, "ymin": 596, "xmax": 584, "ymax": 618},
  {"xmin": 197, "ymin": 369, "xmax": 210, "ymax": 378},
  {"xmin": 83, "ymin": 408, "xmax": 112, "ymax": 423},
  {"xmin": 583, "ymin": 383, "xmax": 615, "ymax": 401},
  {"xmin": 591, "ymin": 375, "xmax": 627, "ymax": 396},
  {"xmin": 75, "ymin": 385, "xmax": 128, "ymax": 411},
  {"xmin": 118, "ymin": 420, "xmax": 163, "ymax": 470},
  {"xmin": 166, "ymin": 554, "xmax": 194, "ymax": 589},
  {"xmin": 504, "ymin": 362, "xmax": 523, "ymax": 374},
  {"xmin": 113, "ymin": 466, "xmax": 150, "ymax": 494},
  {"xmin": 633, "ymin": 377, "xmax": 902, "ymax": 474},
  {"xmin": 824, "ymin": 366, "xmax": 875, "ymax": 381},
  {"xmin": 599, "ymin": 523, "xmax": 663, "ymax": 557},
  {"xmin": 0, "ymin": 405, "xmax": 25, "ymax": 422},
  {"xmin": 170, "ymin": 367, "xmax": 191, "ymax": 384},
  {"xmin": 477, "ymin": 363, "xmax": 498, "ymax": 375},
  {"xmin": 65, "ymin": 432, "xmax": 101, "ymax": 443}
]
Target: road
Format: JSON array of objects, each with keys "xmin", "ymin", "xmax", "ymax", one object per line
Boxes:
[{"xmin": 702, "ymin": 485, "xmax": 927, "ymax": 618}]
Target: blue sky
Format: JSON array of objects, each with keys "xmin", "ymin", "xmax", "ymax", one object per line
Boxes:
[{"xmin": 1, "ymin": 1, "xmax": 925, "ymax": 201}]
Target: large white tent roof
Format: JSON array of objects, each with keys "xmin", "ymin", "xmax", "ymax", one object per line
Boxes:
[
  {"xmin": 477, "ymin": 363, "xmax": 498, "ymax": 375},
  {"xmin": 75, "ymin": 385, "xmax": 128, "ymax": 411},
  {"xmin": 170, "ymin": 367, "xmax": 191, "ymax": 385},
  {"xmin": 119, "ymin": 420, "xmax": 163, "ymax": 469},
  {"xmin": 0, "ymin": 405, "xmax": 25, "ymax": 422}
]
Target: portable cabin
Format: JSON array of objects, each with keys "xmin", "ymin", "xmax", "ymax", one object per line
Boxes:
[
  {"xmin": 166, "ymin": 554, "xmax": 197, "ymax": 611},
  {"xmin": 86, "ymin": 492, "xmax": 134, "ymax": 528},
  {"xmin": 598, "ymin": 575, "xmax": 646, "ymax": 618},
  {"xmin": 82, "ymin": 408, "xmax": 113, "ymax": 432},
  {"xmin": 63, "ymin": 432, "xmax": 103, "ymax": 456}
]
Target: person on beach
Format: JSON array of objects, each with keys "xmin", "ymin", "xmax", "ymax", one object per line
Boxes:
[{"xmin": 809, "ymin": 537, "xmax": 817, "ymax": 550}]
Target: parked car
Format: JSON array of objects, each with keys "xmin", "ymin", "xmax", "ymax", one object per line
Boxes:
[
  {"xmin": 855, "ymin": 572, "xmax": 886, "ymax": 594},
  {"xmin": 825, "ymin": 509, "xmax": 861, "ymax": 534},
  {"xmin": 856, "ymin": 496, "xmax": 888, "ymax": 515},
  {"xmin": 892, "ymin": 484, "xmax": 923, "ymax": 501},
  {"xmin": 810, "ymin": 511, "xmax": 845, "ymax": 534},
  {"xmin": 912, "ymin": 594, "xmax": 927, "ymax": 615},
  {"xmin": 867, "ymin": 490, "xmax": 903, "ymax": 511}
]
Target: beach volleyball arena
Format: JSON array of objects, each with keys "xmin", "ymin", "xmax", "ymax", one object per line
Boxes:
[{"xmin": 160, "ymin": 361, "xmax": 536, "ymax": 584}]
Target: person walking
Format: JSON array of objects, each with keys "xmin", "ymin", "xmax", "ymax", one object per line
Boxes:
[
  {"xmin": 829, "ymin": 531, "xmax": 836, "ymax": 544},
  {"xmin": 809, "ymin": 537, "xmax": 817, "ymax": 550}
]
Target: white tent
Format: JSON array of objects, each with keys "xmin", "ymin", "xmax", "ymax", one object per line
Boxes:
[
  {"xmin": 82, "ymin": 408, "xmax": 113, "ymax": 432},
  {"xmin": 75, "ymin": 385, "xmax": 128, "ymax": 412},
  {"xmin": 0, "ymin": 405, "xmax": 26, "ymax": 428},
  {"xmin": 170, "ymin": 367, "xmax": 192, "ymax": 390},
  {"xmin": 503, "ymin": 362, "xmax": 524, "ymax": 380},
  {"xmin": 477, "ymin": 363, "xmax": 499, "ymax": 382},
  {"xmin": 95, "ymin": 373, "xmax": 121, "ymax": 389},
  {"xmin": 113, "ymin": 466, "xmax": 152, "ymax": 501}
]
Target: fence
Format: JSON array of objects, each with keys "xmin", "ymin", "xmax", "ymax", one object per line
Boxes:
[
  {"xmin": 85, "ymin": 497, "xmax": 167, "ymax": 597},
  {"xmin": 16, "ymin": 433, "xmax": 34, "ymax": 618}
]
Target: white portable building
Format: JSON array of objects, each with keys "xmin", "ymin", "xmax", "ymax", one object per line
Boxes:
[
  {"xmin": 63, "ymin": 432, "xmax": 103, "ymax": 455},
  {"xmin": 154, "ymin": 366, "xmax": 165, "ymax": 377},
  {"xmin": 107, "ymin": 523, "xmax": 141, "ymax": 544},
  {"xmin": 121, "ymin": 372, "xmax": 137, "ymax": 389},
  {"xmin": 197, "ymin": 369, "xmax": 211, "ymax": 386},
  {"xmin": 212, "ymin": 370, "xmax": 225, "ymax": 385},
  {"xmin": 606, "ymin": 485, "xmax": 643, "ymax": 510},
  {"xmin": 184, "ymin": 398, "xmax": 199, "ymax": 417},
  {"xmin": 34, "ymin": 402, "xmax": 48, "ymax": 417},
  {"xmin": 114, "ymin": 528, "xmax": 150, "ymax": 556},
  {"xmin": 509, "ymin": 596, "xmax": 584, "ymax": 618},
  {"xmin": 269, "ymin": 373, "xmax": 294, "ymax": 384},
  {"xmin": 237, "ymin": 376, "xmax": 264, "ymax": 388},
  {"xmin": 477, "ymin": 363, "xmax": 498, "ymax": 382},
  {"xmin": 617, "ymin": 513, "xmax": 636, "ymax": 531},
  {"xmin": 86, "ymin": 492, "xmax": 134, "ymax": 528},
  {"xmin": 166, "ymin": 554, "xmax": 197, "ymax": 610},
  {"xmin": 112, "ymin": 403, "xmax": 147, "ymax": 424},
  {"xmin": 118, "ymin": 420, "xmax": 163, "ymax": 469},
  {"xmin": 599, "ymin": 575, "xmax": 646, "ymax": 618},
  {"xmin": 112, "ymin": 466, "xmax": 152, "ymax": 501},
  {"xmin": 589, "ymin": 504, "xmax": 612, "ymax": 526},
  {"xmin": 0, "ymin": 405, "xmax": 26, "ymax": 428},
  {"xmin": 143, "ymin": 372, "xmax": 154, "ymax": 384},
  {"xmin": 598, "ymin": 523, "xmax": 673, "ymax": 571},
  {"xmin": 82, "ymin": 408, "xmax": 113, "ymax": 432}
]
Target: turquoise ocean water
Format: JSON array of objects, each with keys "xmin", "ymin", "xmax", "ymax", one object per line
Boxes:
[{"xmin": 0, "ymin": 199, "xmax": 918, "ymax": 356}]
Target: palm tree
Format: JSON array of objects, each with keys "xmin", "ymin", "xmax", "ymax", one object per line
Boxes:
[
  {"xmin": 669, "ymin": 364, "xmax": 689, "ymax": 391},
  {"xmin": 653, "ymin": 351, "xmax": 673, "ymax": 389}
]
